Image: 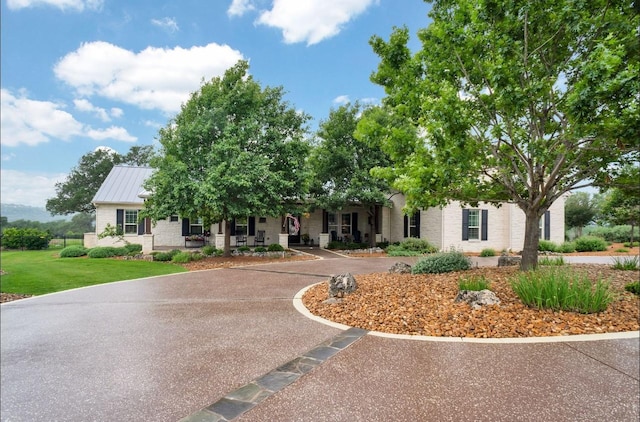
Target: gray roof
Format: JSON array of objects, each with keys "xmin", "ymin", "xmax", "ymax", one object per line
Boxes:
[{"xmin": 92, "ymin": 166, "xmax": 154, "ymax": 204}]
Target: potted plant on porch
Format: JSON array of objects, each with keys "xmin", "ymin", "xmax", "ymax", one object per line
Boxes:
[{"xmin": 301, "ymin": 233, "xmax": 310, "ymax": 245}]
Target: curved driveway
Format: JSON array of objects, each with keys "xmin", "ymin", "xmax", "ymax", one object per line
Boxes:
[{"xmin": 1, "ymin": 255, "xmax": 638, "ymax": 421}]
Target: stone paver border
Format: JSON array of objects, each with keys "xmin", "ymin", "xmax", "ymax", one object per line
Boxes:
[{"xmin": 179, "ymin": 327, "xmax": 368, "ymax": 422}]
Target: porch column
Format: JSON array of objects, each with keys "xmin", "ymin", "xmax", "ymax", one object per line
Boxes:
[{"xmin": 278, "ymin": 233, "xmax": 289, "ymax": 249}]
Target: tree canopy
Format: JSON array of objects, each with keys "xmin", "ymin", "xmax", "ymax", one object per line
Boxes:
[
  {"xmin": 143, "ymin": 60, "xmax": 311, "ymax": 255},
  {"xmin": 564, "ymin": 192, "xmax": 599, "ymax": 238},
  {"xmin": 46, "ymin": 145, "xmax": 155, "ymax": 215},
  {"xmin": 308, "ymin": 102, "xmax": 393, "ymax": 246},
  {"xmin": 363, "ymin": 0, "xmax": 639, "ymax": 269}
]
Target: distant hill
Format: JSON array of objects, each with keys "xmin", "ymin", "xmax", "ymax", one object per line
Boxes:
[{"xmin": 1, "ymin": 204, "xmax": 71, "ymax": 223}]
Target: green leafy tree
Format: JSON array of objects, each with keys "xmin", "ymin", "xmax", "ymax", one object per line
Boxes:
[
  {"xmin": 601, "ymin": 187, "xmax": 640, "ymax": 245},
  {"xmin": 565, "ymin": 192, "xmax": 597, "ymax": 238},
  {"xmin": 46, "ymin": 145, "xmax": 155, "ymax": 215},
  {"xmin": 309, "ymin": 103, "xmax": 392, "ymax": 246},
  {"xmin": 143, "ymin": 60, "xmax": 311, "ymax": 256},
  {"xmin": 364, "ymin": 0, "xmax": 639, "ymax": 269}
]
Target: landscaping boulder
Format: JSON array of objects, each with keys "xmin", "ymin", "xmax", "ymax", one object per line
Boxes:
[
  {"xmin": 498, "ymin": 255, "xmax": 521, "ymax": 267},
  {"xmin": 455, "ymin": 290, "xmax": 501, "ymax": 310},
  {"xmin": 389, "ymin": 262, "xmax": 412, "ymax": 274},
  {"xmin": 328, "ymin": 273, "xmax": 358, "ymax": 298}
]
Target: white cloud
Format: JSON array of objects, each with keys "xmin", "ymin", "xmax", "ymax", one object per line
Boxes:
[
  {"xmin": 54, "ymin": 41, "xmax": 244, "ymax": 114},
  {"xmin": 110, "ymin": 107, "xmax": 123, "ymax": 118},
  {"xmin": 1, "ymin": 89, "xmax": 137, "ymax": 147},
  {"xmin": 1, "ymin": 88, "xmax": 83, "ymax": 146},
  {"xmin": 1, "ymin": 152, "xmax": 17, "ymax": 162},
  {"xmin": 6, "ymin": 0, "xmax": 103, "ymax": 11},
  {"xmin": 227, "ymin": 0, "xmax": 256, "ymax": 17},
  {"xmin": 256, "ymin": 0, "xmax": 377, "ymax": 45},
  {"xmin": 332, "ymin": 95, "xmax": 350, "ymax": 105},
  {"xmin": 86, "ymin": 126, "xmax": 137, "ymax": 142},
  {"xmin": 74, "ymin": 98, "xmax": 110, "ymax": 121},
  {"xmin": 0, "ymin": 169, "xmax": 68, "ymax": 208},
  {"xmin": 151, "ymin": 17, "xmax": 179, "ymax": 33}
]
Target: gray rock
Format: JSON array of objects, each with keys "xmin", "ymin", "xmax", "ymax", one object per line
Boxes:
[
  {"xmin": 455, "ymin": 289, "xmax": 501, "ymax": 310},
  {"xmin": 328, "ymin": 273, "xmax": 358, "ymax": 298},
  {"xmin": 388, "ymin": 262, "xmax": 412, "ymax": 274},
  {"xmin": 498, "ymin": 255, "xmax": 521, "ymax": 267}
]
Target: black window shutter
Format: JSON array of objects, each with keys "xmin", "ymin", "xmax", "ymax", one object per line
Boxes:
[
  {"xmin": 462, "ymin": 209, "xmax": 469, "ymax": 241},
  {"xmin": 248, "ymin": 216, "xmax": 256, "ymax": 236},
  {"xmin": 544, "ymin": 211, "xmax": 551, "ymax": 240},
  {"xmin": 181, "ymin": 218, "xmax": 190, "ymax": 236},
  {"xmin": 137, "ymin": 210, "xmax": 144, "ymax": 235},
  {"xmin": 352, "ymin": 212, "xmax": 358, "ymax": 235},
  {"xmin": 481, "ymin": 209, "xmax": 488, "ymax": 241},
  {"xmin": 414, "ymin": 211, "xmax": 421, "ymax": 238},
  {"xmin": 230, "ymin": 218, "xmax": 236, "ymax": 236},
  {"xmin": 116, "ymin": 209, "xmax": 124, "ymax": 232},
  {"xmin": 322, "ymin": 210, "xmax": 328, "ymax": 233},
  {"xmin": 403, "ymin": 215, "xmax": 408, "ymax": 238}
]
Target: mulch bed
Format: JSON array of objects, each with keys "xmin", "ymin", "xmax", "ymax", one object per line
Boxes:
[{"xmin": 302, "ymin": 264, "xmax": 640, "ymax": 338}]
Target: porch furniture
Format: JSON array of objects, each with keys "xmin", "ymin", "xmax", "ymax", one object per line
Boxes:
[
  {"xmin": 235, "ymin": 235, "xmax": 247, "ymax": 246},
  {"xmin": 185, "ymin": 235, "xmax": 206, "ymax": 248},
  {"xmin": 254, "ymin": 230, "xmax": 265, "ymax": 247},
  {"xmin": 330, "ymin": 231, "xmax": 341, "ymax": 242}
]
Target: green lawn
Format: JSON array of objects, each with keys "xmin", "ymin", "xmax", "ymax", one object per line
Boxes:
[{"xmin": 0, "ymin": 249, "xmax": 187, "ymax": 296}]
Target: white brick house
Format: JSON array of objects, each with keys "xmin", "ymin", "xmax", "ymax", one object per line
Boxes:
[{"xmin": 85, "ymin": 165, "xmax": 565, "ymax": 253}]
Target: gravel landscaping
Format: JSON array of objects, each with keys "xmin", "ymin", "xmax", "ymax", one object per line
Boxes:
[{"xmin": 302, "ymin": 264, "xmax": 639, "ymax": 338}]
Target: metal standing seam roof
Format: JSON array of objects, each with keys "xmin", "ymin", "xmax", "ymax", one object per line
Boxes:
[{"xmin": 92, "ymin": 165, "xmax": 154, "ymax": 204}]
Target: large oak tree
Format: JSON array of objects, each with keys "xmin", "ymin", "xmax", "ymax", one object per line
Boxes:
[
  {"xmin": 143, "ymin": 61, "xmax": 311, "ymax": 256},
  {"xmin": 363, "ymin": 0, "xmax": 639, "ymax": 269}
]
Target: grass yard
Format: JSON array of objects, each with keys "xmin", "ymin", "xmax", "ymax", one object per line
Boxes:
[{"xmin": 0, "ymin": 249, "xmax": 187, "ymax": 296}]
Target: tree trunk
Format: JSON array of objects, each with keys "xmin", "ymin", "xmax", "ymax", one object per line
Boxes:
[
  {"xmin": 223, "ymin": 220, "xmax": 231, "ymax": 257},
  {"xmin": 520, "ymin": 209, "xmax": 541, "ymax": 271},
  {"xmin": 368, "ymin": 205, "xmax": 376, "ymax": 248}
]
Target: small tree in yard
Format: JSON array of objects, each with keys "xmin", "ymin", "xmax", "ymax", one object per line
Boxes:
[
  {"xmin": 363, "ymin": 0, "xmax": 639, "ymax": 270},
  {"xmin": 143, "ymin": 61, "xmax": 311, "ymax": 256},
  {"xmin": 309, "ymin": 103, "xmax": 392, "ymax": 247},
  {"xmin": 565, "ymin": 192, "xmax": 598, "ymax": 239}
]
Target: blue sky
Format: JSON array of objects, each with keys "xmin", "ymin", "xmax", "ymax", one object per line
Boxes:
[{"xmin": 1, "ymin": 0, "xmax": 432, "ymax": 208}]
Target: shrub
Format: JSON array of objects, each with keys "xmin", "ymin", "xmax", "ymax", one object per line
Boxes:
[
  {"xmin": 125, "ymin": 244, "xmax": 143, "ymax": 254},
  {"xmin": 386, "ymin": 239, "xmax": 437, "ymax": 256},
  {"xmin": 479, "ymin": 248, "xmax": 496, "ymax": 257},
  {"xmin": 615, "ymin": 248, "xmax": 629, "ymax": 253},
  {"xmin": 611, "ymin": 256, "xmax": 639, "ymax": 271},
  {"xmin": 574, "ymin": 236, "xmax": 608, "ymax": 252},
  {"xmin": 510, "ymin": 268, "xmax": 613, "ymax": 314},
  {"xmin": 458, "ymin": 275, "xmax": 490, "ymax": 291},
  {"xmin": 625, "ymin": 281, "xmax": 640, "ymax": 295},
  {"xmin": 538, "ymin": 240, "xmax": 558, "ymax": 252},
  {"xmin": 112, "ymin": 247, "xmax": 129, "ymax": 257},
  {"xmin": 1, "ymin": 227, "xmax": 51, "ymax": 250},
  {"xmin": 539, "ymin": 256, "xmax": 565, "ymax": 266},
  {"xmin": 152, "ymin": 252, "xmax": 173, "ymax": 262},
  {"xmin": 201, "ymin": 245, "xmax": 216, "ymax": 256},
  {"xmin": 171, "ymin": 252, "xmax": 193, "ymax": 263},
  {"xmin": 267, "ymin": 243, "xmax": 285, "ymax": 252},
  {"xmin": 254, "ymin": 246, "xmax": 267, "ymax": 253},
  {"xmin": 59, "ymin": 245, "xmax": 88, "ymax": 257},
  {"xmin": 559, "ymin": 242, "xmax": 576, "ymax": 253},
  {"xmin": 623, "ymin": 241, "xmax": 639, "ymax": 248},
  {"xmin": 412, "ymin": 250, "xmax": 471, "ymax": 274},
  {"xmin": 87, "ymin": 247, "xmax": 117, "ymax": 258},
  {"xmin": 237, "ymin": 246, "xmax": 251, "ymax": 252},
  {"xmin": 586, "ymin": 225, "xmax": 640, "ymax": 243}
]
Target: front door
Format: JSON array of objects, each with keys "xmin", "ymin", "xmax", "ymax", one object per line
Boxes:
[{"xmin": 287, "ymin": 213, "xmax": 301, "ymax": 244}]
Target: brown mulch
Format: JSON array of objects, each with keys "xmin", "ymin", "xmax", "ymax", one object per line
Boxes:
[
  {"xmin": 302, "ymin": 264, "xmax": 639, "ymax": 338},
  {"xmin": 180, "ymin": 253, "xmax": 317, "ymax": 271}
]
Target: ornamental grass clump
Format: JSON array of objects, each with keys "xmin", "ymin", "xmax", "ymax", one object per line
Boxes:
[
  {"xmin": 458, "ymin": 275, "xmax": 490, "ymax": 291},
  {"xmin": 510, "ymin": 268, "xmax": 614, "ymax": 314},
  {"xmin": 412, "ymin": 249, "xmax": 471, "ymax": 274},
  {"xmin": 611, "ymin": 256, "xmax": 639, "ymax": 271},
  {"xmin": 538, "ymin": 256, "xmax": 565, "ymax": 266},
  {"xmin": 479, "ymin": 248, "xmax": 496, "ymax": 257}
]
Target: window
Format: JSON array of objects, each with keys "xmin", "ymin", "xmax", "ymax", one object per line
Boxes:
[
  {"xmin": 170, "ymin": 215, "xmax": 179, "ymax": 222},
  {"xmin": 540, "ymin": 211, "xmax": 551, "ymax": 240},
  {"xmin": 462, "ymin": 209, "xmax": 488, "ymax": 241},
  {"xmin": 341, "ymin": 213, "xmax": 351, "ymax": 234},
  {"xmin": 190, "ymin": 217, "xmax": 203, "ymax": 235},
  {"xmin": 234, "ymin": 217, "xmax": 247, "ymax": 236},
  {"xmin": 467, "ymin": 210, "xmax": 480, "ymax": 240},
  {"xmin": 124, "ymin": 210, "xmax": 138, "ymax": 234},
  {"xmin": 328, "ymin": 213, "xmax": 337, "ymax": 234},
  {"xmin": 409, "ymin": 213, "xmax": 419, "ymax": 238}
]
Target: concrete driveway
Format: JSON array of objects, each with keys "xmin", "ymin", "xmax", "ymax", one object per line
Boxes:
[{"xmin": 1, "ymin": 256, "xmax": 638, "ymax": 421}]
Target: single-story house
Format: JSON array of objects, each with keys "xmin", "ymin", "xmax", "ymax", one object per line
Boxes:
[{"xmin": 85, "ymin": 165, "xmax": 565, "ymax": 253}]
